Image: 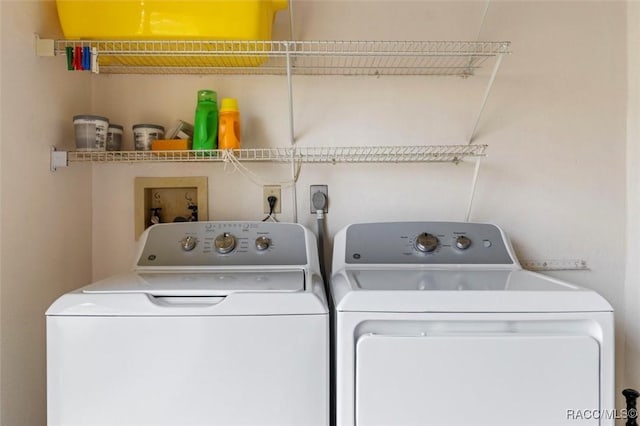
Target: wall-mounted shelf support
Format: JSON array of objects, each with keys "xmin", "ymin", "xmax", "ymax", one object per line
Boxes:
[
  {"xmin": 464, "ymin": 156, "xmax": 483, "ymax": 221},
  {"xmin": 35, "ymin": 34, "xmax": 55, "ymax": 57},
  {"xmin": 50, "ymin": 147, "xmax": 68, "ymax": 171},
  {"xmin": 521, "ymin": 259, "xmax": 589, "ymax": 272},
  {"xmin": 284, "ymin": 41, "xmax": 298, "ymax": 222},
  {"xmin": 468, "ymin": 49, "xmax": 506, "ymax": 144}
]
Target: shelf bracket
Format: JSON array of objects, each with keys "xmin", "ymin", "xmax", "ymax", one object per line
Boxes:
[
  {"xmin": 464, "ymin": 156, "xmax": 482, "ymax": 222},
  {"xmin": 35, "ymin": 34, "xmax": 55, "ymax": 57},
  {"xmin": 287, "ymin": 0, "xmax": 295, "ymax": 40},
  {"xmin": 285, "ymin": 42, "xmax": 295, "ymax": 146},
  {"xmin": 521, "ymin": 259, "xmax": 589, "ymax": 272},
  {"xmin": 468, "ymin": 47, "xmax": 506, "ymax": 144},
  {"xmin": 50, "ymin": 147, "xmax": 69, "ymax": 172},
  {"xmin": 290, "ymin": 147, "xmax": 299, "ymax": 223},
  {"xmin": 284, "ymin": 41, "xmax": 299, "ymax": 222}
]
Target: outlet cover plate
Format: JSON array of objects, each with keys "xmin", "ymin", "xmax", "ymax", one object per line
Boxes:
[
  {"xmin": 310, "ymin": 184, "xmax": 328, "ymax": 213},
  {"xmin": 263, "ymin": 185, "xmax": 282, "ymax": 214}
]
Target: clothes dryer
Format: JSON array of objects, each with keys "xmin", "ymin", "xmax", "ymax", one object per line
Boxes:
[{"xmin": 331, "ymin": 222, "xmax": 613, "ymax": 426}]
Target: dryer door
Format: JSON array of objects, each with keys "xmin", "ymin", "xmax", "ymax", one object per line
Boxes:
[{"xmin": 355, "ymin": 334, "xmax": 600, "ymax": 426}]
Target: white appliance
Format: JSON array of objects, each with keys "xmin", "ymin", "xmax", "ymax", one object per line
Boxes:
[
  {"xmin": 331, "ymin": 222, "xmax": 614, "ymax": 426},
  {"xmin": 47, "ymin": 222, "xmax": 329, "ymax": 426}
]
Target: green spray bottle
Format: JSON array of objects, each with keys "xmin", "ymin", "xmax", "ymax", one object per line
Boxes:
[{"xmin": 192, "ymin": 90, "xmax": 218, "ymax": 151}]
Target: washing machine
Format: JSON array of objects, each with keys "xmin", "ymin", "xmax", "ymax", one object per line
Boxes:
[
  {"xmin": 331, "ymin": 222, "xmax": 614, "ymax": 426},
  {"xmin": 47, "ymin": 221, "xmax": 329, "ymax": 426}
]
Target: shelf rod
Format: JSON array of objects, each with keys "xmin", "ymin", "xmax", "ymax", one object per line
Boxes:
[
  {"xmin": 285, "ymin": 41, "xmax": 298, "ymax": 223},
  {"xmin": 288, "ymin": 0, "xmax": 295, "ymax": 41},
  {"xmin": 464, "ymin": 156, "xmax": 482, "ymax": 222},
  {"xmin": 290, "ymin": 148, "xmax": 299, "ymax": 222},
  {"xmin": 285, "ymin": 43, "xmax": 296, "ymax": 147},
  {"xmin": 467, "ymin": 48, "xmax": 505, "ymax": 144},
  {"xmin": 474, "ymin": 0, "xmax": 491, "ymax": 42},
  {"xmin": 465, "ymin": 0, "xmax": 490, "ymax": 73}
]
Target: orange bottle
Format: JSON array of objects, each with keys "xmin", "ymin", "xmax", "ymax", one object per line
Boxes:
[{"xmin": 218, "ymin": 98, "xmax": 241, "ymax": 150}]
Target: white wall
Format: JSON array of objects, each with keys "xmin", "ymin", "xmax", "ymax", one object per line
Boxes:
[
  {"xmin": 0, "ymin": 2, "xmax": 93, "ymax": 425},
  {"xmin": 626, "ymin": 0, "xmax": 640, "ymax": 388},
  {"xmin": 0, "ymin": 1, "xmax": 634, "ymax": 425},
  {"xmin": 0, "ymin": 0, "xmax": 4, "ymax": 418},
  {"xmin": 91, "ymin": 1, "xmax": 630, "ymax": 390}
]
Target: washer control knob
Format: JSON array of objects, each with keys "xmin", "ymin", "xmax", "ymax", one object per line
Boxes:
[
  {"xmin": 455, "ymin": 235, "xmax": 472, "ymax": 250},
  {"xmin": 415, "ymin": 233, "xmax": 439, "ymax": 253},
  {"xmin": 180, "ymin": 236, "xmax": 197, "ymax": 251},
  {"xmin": 255, "ymin": 236, "xmax": 271, "ymax": 251},
  {"xmin": 214, "ymin": 232, "xmax": 236, "ymax": 254}
]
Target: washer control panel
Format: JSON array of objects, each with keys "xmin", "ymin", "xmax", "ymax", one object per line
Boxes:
[
  {"xmin": 345, "ymin": 222, "xmax": 514, "ymax": 265},
  {"xmin": 137, "ymin": 222, "xmax": 307, "ymax": 267}
]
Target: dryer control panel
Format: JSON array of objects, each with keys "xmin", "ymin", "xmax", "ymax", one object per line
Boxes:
[
  {"xmin": 137, "ymin": 222, "xmax": 308, "ymax": 267},
  {"xmin": 345, "ymin": 222, "xmax": 514, "ymax": 265}
]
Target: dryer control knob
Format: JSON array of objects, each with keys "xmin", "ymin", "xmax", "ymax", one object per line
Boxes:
[
  {"xmin": 214, "ymin": 232, "xmax": 236, "ymax": 254},
  {"xmin": 415, "ymin": 233, "xmax": 439, "ymax": 253},
  {"xmin": 255, "ymin": 236, "xmax": 271, "ymax": 251},
  {"xmin": 455, "ymin": 235, "xmax": 472, "ymax": 250},
  {"xmin": 180, "ymin": 236, "xmax": 197, "ymax": 251}
]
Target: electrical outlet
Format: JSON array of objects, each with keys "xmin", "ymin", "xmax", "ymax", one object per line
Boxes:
[
  {"xmin": 310, "ymin": 184, "xmax": 328, "ymax": 213},
  {"xmin": 263, "ymin": 185, "xmax": 282, "ymax": 214}
]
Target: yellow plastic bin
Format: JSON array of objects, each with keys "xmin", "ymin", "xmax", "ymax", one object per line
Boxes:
[
  {"xmin": 56, "ymin": 0, "xmax": 288, "ymax": 40},
  {"xmin": 56, "ymin": 0, "xmax": 288, "ymax": 67}
]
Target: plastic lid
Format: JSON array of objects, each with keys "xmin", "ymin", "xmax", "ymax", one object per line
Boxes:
[
  {"xmin": 220, "ymin": 98, "xmax": 239, "ymax": 112},
  {"xmin": 73, "ymin": 115, "xmax": 109, "ymax": 122},
  {"xmin": 197, "ymin": 90, "xmax": 217, "ymax": 103},
  {"xmin": 108, "ymin": 124, "xmax": 124, "ymax": 131},
  {"xmin": 133, "ymin": 124, "xmax": 165, "ymax": 131}
]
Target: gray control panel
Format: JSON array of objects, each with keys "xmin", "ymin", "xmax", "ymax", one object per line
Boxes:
[
  {"xmin": 137, "ymin": 222, "xmax": 308, "ymax": 267},
  {"xmin": 345, "ymin": 222, "xmax": 514, "ymax": 265}
]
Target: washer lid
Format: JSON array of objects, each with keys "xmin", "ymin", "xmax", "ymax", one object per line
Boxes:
[
  {"xmin": 332, "ymin": 269, "xmax": 612, "ymax": 313},
  {"xmin": 82, "ymin": 271, "xmax": 304, "ymax": 296},
  {"xmin": 46, "ymin": 270, "xmax": 328, "ymax": 316}
]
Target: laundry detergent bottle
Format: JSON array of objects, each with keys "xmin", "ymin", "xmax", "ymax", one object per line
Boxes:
[
  {"xmin": 192, "ymin": 90, "xmax": 218, "ymax": 151},
  {"xmin": 218, "ymin": 98, "xmax": 241, "ymax": 150}
]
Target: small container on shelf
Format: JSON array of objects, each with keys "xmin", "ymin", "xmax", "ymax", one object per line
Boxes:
[
  {"xmin": 152, "ymin": 139, "xmax": 192, "ymax": 151},
  {"xmin": 74, "ymin": 115, "xmax": 109, "ymax": 151},
  {"xmin": 218, "ymin": 98, "xmax": 241, "ymax": 150},
  {"xmin": 106, "ymin": 124, "xmax": 123, "ymax": 151},
  {"xmin": 133, "ymin": 124, "xmax": 164, "ymax": 151},
  {"xmin": 192, "ymin": 90, "xmax": 218, "ymax": 151},
  {"xmin": 166, "ymin": 120, "xmax": 194, "ymax": 141}
]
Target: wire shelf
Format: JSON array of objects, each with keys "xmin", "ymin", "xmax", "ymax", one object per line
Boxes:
[
  {"xmin": 51, "ymin": 40, "xmax": 510, "ymax": 76},
  {"xmin": 66, "ymin": 145, "xmax": 487, "ymax": 165},
  {"xmin": 69, "ymin": 148, "xmax": 293, "ymax": 163},
  {"xmin": 291, "ymin": 145, "xmax": 487, "ymax": 163}
]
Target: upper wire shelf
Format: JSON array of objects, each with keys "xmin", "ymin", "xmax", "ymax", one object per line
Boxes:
[
  {"xmin": 59, "ymin": 145, "xmax": 487, "ymax": 166},
  {"xmin": 46, "ymin": 39, "xmax": 510, "ymax": 76}
]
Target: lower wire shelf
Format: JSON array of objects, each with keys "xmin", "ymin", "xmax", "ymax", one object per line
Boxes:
[{"xmin": 51, "ymin": 145, "xmax": 487, "ymax": 171}]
